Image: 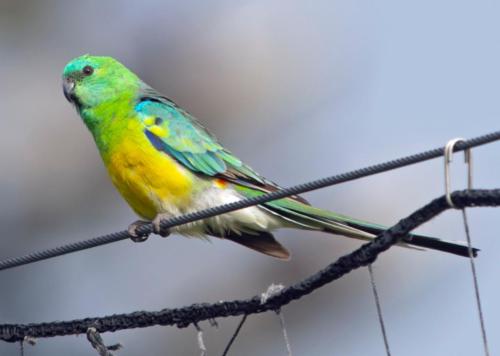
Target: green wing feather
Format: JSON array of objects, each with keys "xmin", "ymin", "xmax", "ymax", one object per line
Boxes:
[{"xmin": 135, "ymin": 86, "xmax": 266, "ymax": 184}]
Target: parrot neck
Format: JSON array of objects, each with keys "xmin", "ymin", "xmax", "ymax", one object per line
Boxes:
[{"xmin": 80, "ymin": 96, "xmax": 135, "ymax": 154}]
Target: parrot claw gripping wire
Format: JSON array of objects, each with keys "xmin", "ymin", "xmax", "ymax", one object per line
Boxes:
[
  {"xmin": 127, "ymin": 220, "xmax": 151, "ymax": 242},
  {"xmin": 152, "ymin": 213, "xmax": 172, "ymax": 237},
  {"xmin": 444, "ymin": 138, "xmax": 472, "ymax": 208}
]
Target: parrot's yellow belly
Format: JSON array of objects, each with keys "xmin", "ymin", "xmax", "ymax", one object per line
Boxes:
[{"xmin": 104, "ymin": 130, "xmax": 195, "ymax": 220}]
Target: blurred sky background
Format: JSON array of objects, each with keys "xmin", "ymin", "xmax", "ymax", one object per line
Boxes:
[{"xmin": 0, "ymin": 0, "xmax": 499, "ymax": 355}]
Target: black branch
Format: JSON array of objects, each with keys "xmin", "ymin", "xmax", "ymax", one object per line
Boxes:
[{"xmin": 1, "ymin": 189, "xmax": 499, "ymax": 343}]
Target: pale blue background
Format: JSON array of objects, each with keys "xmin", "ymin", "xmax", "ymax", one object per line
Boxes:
[{"xmin": 0, "ymin": 0, "xmax": 499, "ymax": 355}]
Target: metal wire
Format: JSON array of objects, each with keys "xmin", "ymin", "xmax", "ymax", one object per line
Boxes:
[
  {"xmin": 443, "ymin": 137, "xmax": 489, "ymax": 354},
  {"xmin": 194, "ymin": 324, "xmax": 207, "ymax": 356},
  {"xmin": 0, "ymin": 131, "xmax": 499, "ymax": 272},
  {"xmin": 461, "ymin": 209, "xmax": 490, "ymax": 356},
  {"xmin": 444, "ymin": 138, "xmax": 472, "ymax": 208},
  {"xmin": 368, "ymin": 264, "xmax": 391, "ymax": 356},
  {"xmin": 221, "ymin": 315, "xmax": 248, "ymax": 356},
  {"xmin": 277, "ymin": 310, "xmax": 292, "ymax": 356}
]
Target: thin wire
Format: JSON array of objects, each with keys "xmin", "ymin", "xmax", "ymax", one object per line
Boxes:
[
  {"xmin": 368, "ymin": 264, "xmax": 391, "ymax": 356},
  {"xmin": 443, "ymin": 138, "xmax": 489, "ymax": 355},
  {"xmin": 461, "ymin": 209, "xmax": 490, "ymax": 356},
  {"xmin": 0, "ymin": 131, "xmax": 499, "ymax": 272},
  {"xmin": 221, "ymin": 315, "xmax": 248, "ymax": 356},
  {"xmin": 19, "ymin": 337, "xmax": 35, "ymax": 356},
  {"xmin": 277, "ymin": 310, "xmax": 292, "ymax": 356}
]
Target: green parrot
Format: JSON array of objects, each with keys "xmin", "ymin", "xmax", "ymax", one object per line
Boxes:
[{"xmin": 62, "ymin": 54, "xmax": 476, "ymax": 259}]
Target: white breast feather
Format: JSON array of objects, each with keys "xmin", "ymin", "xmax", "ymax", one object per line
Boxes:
[{"xmin": 157, "ymin": 184, "xmax": 285, "ymax": 238}]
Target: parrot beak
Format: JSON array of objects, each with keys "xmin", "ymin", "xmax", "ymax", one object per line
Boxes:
[{"xmin": 63, "ymin": 77, "xmax": 75, "ymax": 103}]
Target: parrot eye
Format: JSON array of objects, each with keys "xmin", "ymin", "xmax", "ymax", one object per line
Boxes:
[{"xmin": 82, "ymin": 65, "xmax": 94, "ymax": 76}]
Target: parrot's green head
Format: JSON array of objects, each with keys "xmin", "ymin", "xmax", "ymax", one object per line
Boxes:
[{"xmin": 62, "ymin": 55, "xmax": 140, "ymax": 112}]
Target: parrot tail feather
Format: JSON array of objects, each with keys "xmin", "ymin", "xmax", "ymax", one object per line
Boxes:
[
  {"xmin": 261, "ymin": 199, "xmax": 479, "ymax": 258},
  {"xmin": 340, "ymin": 222, "xmax": 478, "ymax": 258},
  {"xmin": 206, "ymin": 227, "xmax": 291, "ymax": 260}
]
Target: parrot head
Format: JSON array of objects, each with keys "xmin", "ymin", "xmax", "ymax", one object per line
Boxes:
[{"xmin": 62, "ymin": 54, "xmax": 139, "ymax": 111}]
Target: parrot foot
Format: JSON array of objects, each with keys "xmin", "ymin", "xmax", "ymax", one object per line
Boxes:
[
  {"xmin": 127, "ymin": 220, "xmax": 151, "ymax": 242},
  {"xmin": 152, "ymin": 213, "xmax": 171, "ymax": 238}
]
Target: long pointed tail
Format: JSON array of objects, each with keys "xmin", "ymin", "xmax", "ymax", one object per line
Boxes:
[
  {"xmin": 332, "ymin": 222, "xmax": 478, "ymax": 258},
  {"xmin": 260, "ymin": 197, "xmax": 479, "ymax": 258},
  {"xmin": 404, "ymin": 234, "xmax": 478, "ymax": 257},
  {"xmin": 233, "ymin": 185, "xmax": 479, "ymax": 258}
]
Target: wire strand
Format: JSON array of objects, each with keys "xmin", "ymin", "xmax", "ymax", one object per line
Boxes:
[
  {"xmin": 194, "ymin": 324, "xmax": 207, "ymax": 356},
  {"xmin": 0, "ymin": 131, "xmax": 499, "ymax": 272},
  {"xmin": 461, "ymin": 209, "xmax": 490, "ymax": 356},
  {"xmin": 368, "ymin": 264, "xmax": 391, "ymax": 356},
  {"xmin": 221, "ymin": 315, "xmax": 247, "ymax": 356},
  {"xmin": 277, "ymin": 310, "xmax": 292, "ymax": 356}
]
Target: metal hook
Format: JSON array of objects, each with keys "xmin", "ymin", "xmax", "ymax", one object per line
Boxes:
[{"xmin": 444, "ymin": 138, "xmax": 472, "ymax": 208}]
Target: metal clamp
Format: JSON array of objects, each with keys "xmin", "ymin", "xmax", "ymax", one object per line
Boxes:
[{"xmin": 444, "ymin": 138, "xmax": 472, "ymax": 208}]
